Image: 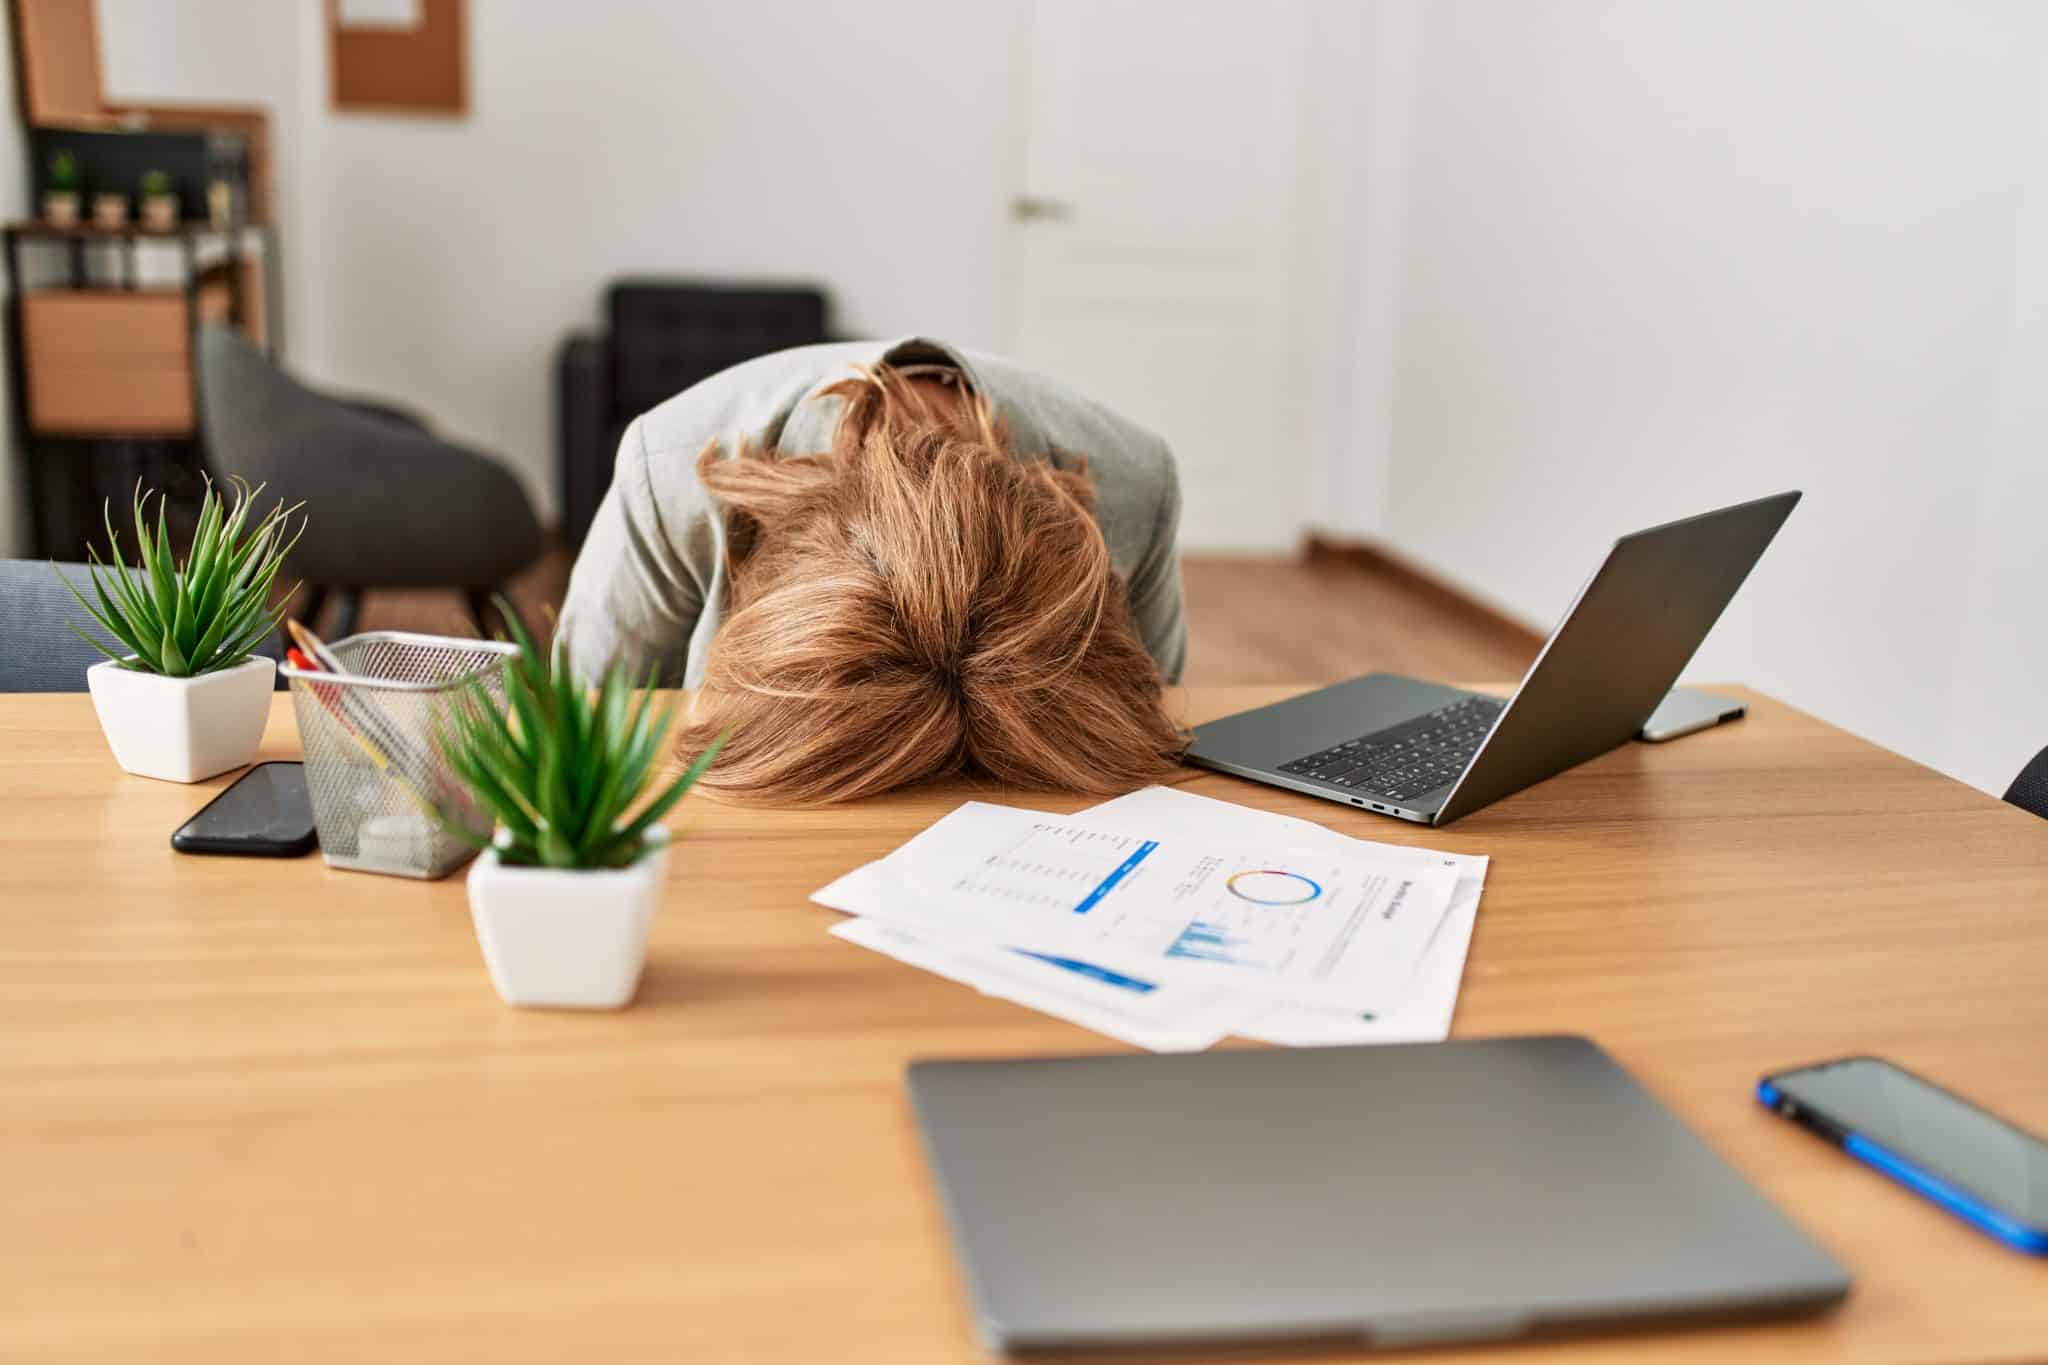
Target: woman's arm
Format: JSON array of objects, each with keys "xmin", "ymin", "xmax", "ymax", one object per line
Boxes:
[{"xmin": 557, "ymin": 418, "xmax": 709, "ymax": 686}]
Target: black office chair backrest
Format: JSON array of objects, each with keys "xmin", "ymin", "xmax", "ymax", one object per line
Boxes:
[
  {"xmin": 2005, "ymin": 747, "xmax": 2048, "ymax": 820},
  {"xmin": 197, "ymin": 323, "xmax": 541, "ymax": 591},
  {"xmin": 606, "ymin": 281, "xmax": 830, "ymax": 416},
  {"xmin": 196, "ymin": 323, "xmax": 337, "ymax": 494},
  {"xmin": 0, "ymin": 560, "xmax": 124, "ymax": 691}
]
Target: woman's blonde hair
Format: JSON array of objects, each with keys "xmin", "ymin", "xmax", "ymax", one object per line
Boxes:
[{"xmin": 680, "ymin": 365, "xmax": 1184, "ymax": 803}]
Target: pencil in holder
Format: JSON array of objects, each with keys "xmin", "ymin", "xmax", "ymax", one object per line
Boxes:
[{"xmin": 283, "ymin": 631, "xmax": 519, "ymax": 879}]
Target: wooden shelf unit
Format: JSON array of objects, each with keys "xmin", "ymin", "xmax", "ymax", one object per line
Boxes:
[
  {"xmin": 20, "ymin": 284, "xmax": 232, "ymax": 435},
  {"xmin": 7, "ymin": 0, "xmax": 284, "ymax": 557},
  {"xmin": 3, "ymin": 220, "xmax": 279, "ymax": 554}
]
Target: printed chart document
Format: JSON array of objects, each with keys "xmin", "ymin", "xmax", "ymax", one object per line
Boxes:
[
  {"xmin": 818, "ymin": 788, "xmax": 1489, "ymax": 1048},
  {"xmin": 819, "ymin": 788, "xmax": 1489, "ymax": 1049},
  {"xmin": 1083, "ymin": 787, "xmax": 1490, "ymax": 1046},
  {"xmin": 819, "ymin": 801, "xmax": 1456, "ymax": 1010}
]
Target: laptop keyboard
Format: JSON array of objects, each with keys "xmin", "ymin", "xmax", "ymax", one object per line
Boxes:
[{"xmin": 1277, "ymin": 695, "xmax": 1507, "ymax": 804}]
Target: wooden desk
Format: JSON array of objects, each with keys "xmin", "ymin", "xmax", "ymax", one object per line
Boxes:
[{"xmin": 3, "ymin": 688, "xmax": 2044, "ymax": 1363}]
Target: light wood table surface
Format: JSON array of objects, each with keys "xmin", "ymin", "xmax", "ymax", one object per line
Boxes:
[{"xmin": 4, "ymin": 687, "xmax": 2045, "ymax": 1364}]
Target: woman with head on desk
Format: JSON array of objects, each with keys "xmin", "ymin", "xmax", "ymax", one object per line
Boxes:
[{"xmin": 557, "ymin": 338, "xmax": 1188, "ymax": 803}]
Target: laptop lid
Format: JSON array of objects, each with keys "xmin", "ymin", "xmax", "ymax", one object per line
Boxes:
[
  {"xmin": 908, "ymin": 1036, "xmax": 1847, "ymax": 1352},
  {"xmin": 1434, "ymin": 490, "xmax": 1799, "ymax": 825}
]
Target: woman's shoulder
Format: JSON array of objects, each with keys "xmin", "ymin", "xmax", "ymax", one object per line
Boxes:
[
  {"xmin": 632, "ymin": 336, "xmax": 1171, "ymax": 468},
  {"xmin": 954, "ymin": 347, "xmax": 1171, "ymax": 480},
  {"xmin": 625, "ymin": 337, "xmax": 1179, "ymax": 562},
  {"xmin": 958, "ymin": 345, "xmax": 1180, "ymax": 561},
  {"xmin": 631, "ymin": 341, "xmax": 899, "ymax": 466}
]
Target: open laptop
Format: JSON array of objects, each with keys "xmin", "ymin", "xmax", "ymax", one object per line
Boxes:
[
  {"xmin": 908, "ymin": 1036, "xmax": 1850, "ymax": 1353},
  {"xmin": 1188, "ymin": 491, "xmax": 1800, "ymax": 826}
]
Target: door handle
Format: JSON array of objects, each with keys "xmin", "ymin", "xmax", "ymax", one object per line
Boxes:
[{"xmin": 1010, "ymin": 195, "xmax": 1076, "ymax": 223}]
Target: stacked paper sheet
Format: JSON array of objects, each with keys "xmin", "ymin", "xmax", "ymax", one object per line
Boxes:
[{"xmin": 813, "ymin": 786, "xmax": 1488, "ymax": 1052}]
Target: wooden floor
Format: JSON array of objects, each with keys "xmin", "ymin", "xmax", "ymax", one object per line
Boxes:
[
  {"xmin": 337, "ymin": 549, "xmax": 1539, "ymax": 686},
  {"xmin": 1178, "ymin": 555, "xmax": 1536, "ymax": 685}
]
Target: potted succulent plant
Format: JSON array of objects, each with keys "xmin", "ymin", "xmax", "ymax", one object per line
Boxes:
[
  {"xmin": 139, "ymin": 169, "xmax": 178, "ymax": 231},
  {"xmin": 57, "ymin": 480, "xmax": 303, "ymax": 783},
  {"xmin": 43, "ymin": 150, "xmax": 80, "ymax": 226},
  {"xmin": 91, "ymin": 187, "xmax": 128, "ymax": 230},
  {"xmin": 438, "ymin": 609, "xmax": 723, "ymax": 1010}
]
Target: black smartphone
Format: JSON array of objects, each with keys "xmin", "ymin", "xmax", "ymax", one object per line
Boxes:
[
  {"xmin": 170, "ymin": 761, "xmax": 318, "ymax": 857},
  {"xmin": 1759, "ymin": 1055, "xmax": 2048, "ymax": 1255}
]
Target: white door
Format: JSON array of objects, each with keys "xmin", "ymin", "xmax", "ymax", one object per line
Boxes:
[{"xmin": 1005, "ymin": 0, "xmax": 1311, "ymax": 552}]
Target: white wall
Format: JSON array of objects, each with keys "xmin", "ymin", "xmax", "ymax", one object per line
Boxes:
[
  {"xmin": 99, "ymin": 0, "xmax": 1031, "ymax": 522},
  {"xmin": 96, "ymin": 0, "xmax": 321, "ymax": 358},
  {"xmin": 94, "ymin": 0, "xmax": 1346, "ymax": 558},
  {"xmin": 100, "ymin": 0, "xmax": 1353, "ymax": 548},
  {"xmin": 1338, "ymin": 0, "xmax": 2048, "ymax": 794},
  {"xmin": 1305, "ymin": 0, "xmax": 1415, "ymax": 542},
  {"xmin": 1948, "ymin": 51, "xmax": 2048, "ymax": 796},
  {"xmin": 310, "ymin": 1, "xmax": 1025, "ymax": 519}
]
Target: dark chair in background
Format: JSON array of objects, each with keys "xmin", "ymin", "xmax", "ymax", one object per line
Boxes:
[
  {"xmin": 2, "ymin": 559, "xmax": 126, "ymax": 692},
  {"xmin": 0, "ymin": 559, "xmax": 283, "ymax": 692},
  {"xmin": 2005, "ymin": 747, "xmax": 2048, "ymax": 820},
  {"xmin": 197, "ymin": 325, "xmax": 544, "ymax": 640},
  {"xmin": 556, "ymin": 280, "xmax": 832, "ymax": 546}
]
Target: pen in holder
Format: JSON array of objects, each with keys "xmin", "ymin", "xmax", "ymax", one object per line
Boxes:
[{"xmin": 283, "ymin": 631, "xmax": 518, "ymax": 879}]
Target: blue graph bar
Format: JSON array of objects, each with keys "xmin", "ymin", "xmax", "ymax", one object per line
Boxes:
[
  {"xmin": 1012, "ymin": 950, "xmax": 1158, "ymax": 994},
  {"xmin": 1166, "ymin": 919, "xmax": 1254, "ymax": 965},
  {"xmin": 1072, "ymin": 840, "xmax": 1158, "ymax": 914}
]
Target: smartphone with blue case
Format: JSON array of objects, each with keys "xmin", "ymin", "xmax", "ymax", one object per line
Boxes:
[{"xmin": 1759, "ymin": 1055, "xmax": 2048, "ymax": 1255}]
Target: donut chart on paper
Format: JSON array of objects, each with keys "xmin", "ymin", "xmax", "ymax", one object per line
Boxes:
[{"xmin": 1224, "ymin": 869, "xmax": 1324, "ymax": 906}]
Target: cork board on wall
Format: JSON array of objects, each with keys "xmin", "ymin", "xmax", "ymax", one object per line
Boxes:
[{"xmin": 329, "ymin": 0, "xmax": 467, "ymax": 117}]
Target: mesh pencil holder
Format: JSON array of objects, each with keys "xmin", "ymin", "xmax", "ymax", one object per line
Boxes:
[{"xmin": 283, "ymin": 631, "xmax": 518, "ymax": 879}]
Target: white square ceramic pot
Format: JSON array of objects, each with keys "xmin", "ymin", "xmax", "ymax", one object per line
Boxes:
[
  {"xmin": 85, "ymin": 655, "xmax": 276, "ymax": 783},
  {"xmin": 467, "ymin": 831, "xmax": 671, "ymax": 1010}
]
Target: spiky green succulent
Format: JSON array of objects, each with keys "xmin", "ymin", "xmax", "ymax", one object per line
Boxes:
[
  {"xmin": 58, "ymin": 479, "xmax": 303, "ymax": 678},
  {"xmin": 435, "ymin": 603, "xmax": 723, "ymax": 870}
]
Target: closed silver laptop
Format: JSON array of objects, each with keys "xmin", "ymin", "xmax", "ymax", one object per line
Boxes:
[
  {"xmin": 908, "ymin": 1036, "xmax": 1848, "ymax": 1353},
  {"xmin": 1187, "ymin": 491, "xmax": 1800, "ymax": 825}
]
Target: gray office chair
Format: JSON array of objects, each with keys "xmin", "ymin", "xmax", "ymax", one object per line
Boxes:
[
  {"xmin": 196, "ymin": 324, "xmax": 543, "ymax": 639},
  {"xmin": 0, "ymin": 559, "xmax": 284, "ymax": 692},
  {"xmin": 2005, "ymin": 748, "xmax": 2048, "ymax": 820}
]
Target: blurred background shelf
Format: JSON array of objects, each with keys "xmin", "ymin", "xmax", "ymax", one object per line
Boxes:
[
  {"xmin": 4, "ymin": 0, "xmax": 277, "ymax": 559},
  {"xmin": 4, "ymin": 218, "xmax": 276, "ymax": 554}
]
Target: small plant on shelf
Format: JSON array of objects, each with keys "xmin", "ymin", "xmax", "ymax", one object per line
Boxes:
[
  {"xmin": 139, "ymin": 169, "xmax": 178, "ymax": 231},
  {"xmin": 56, "ymin": 479, "xmax": 305, "ymax": 783},
  {"xmin": 43, "ymin": 149, "xmax": 80, "ymax": 226},
  {"xmin": 438, "ymin": 606, "xmax": 724, "ymax": 1009},
  {"xmin": 91, "ymin": 186, "xmax": 128, "ymax": 230}
]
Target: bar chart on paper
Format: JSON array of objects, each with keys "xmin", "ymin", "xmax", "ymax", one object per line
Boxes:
[
  {"xmin": 816, "ymin": 787, "xmax": 1493, "ymax": 1050},
  {"xmin": 944, "ymin": 822, "xmax": 1160, "ymax": 912},
  {"xmin": 884, "ymin": 804, "xmax": 1457, "ymax": 1008},
  {"xmin": 1166, "ymin": 920, "xmax": 1265, "ymax": 966}
]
